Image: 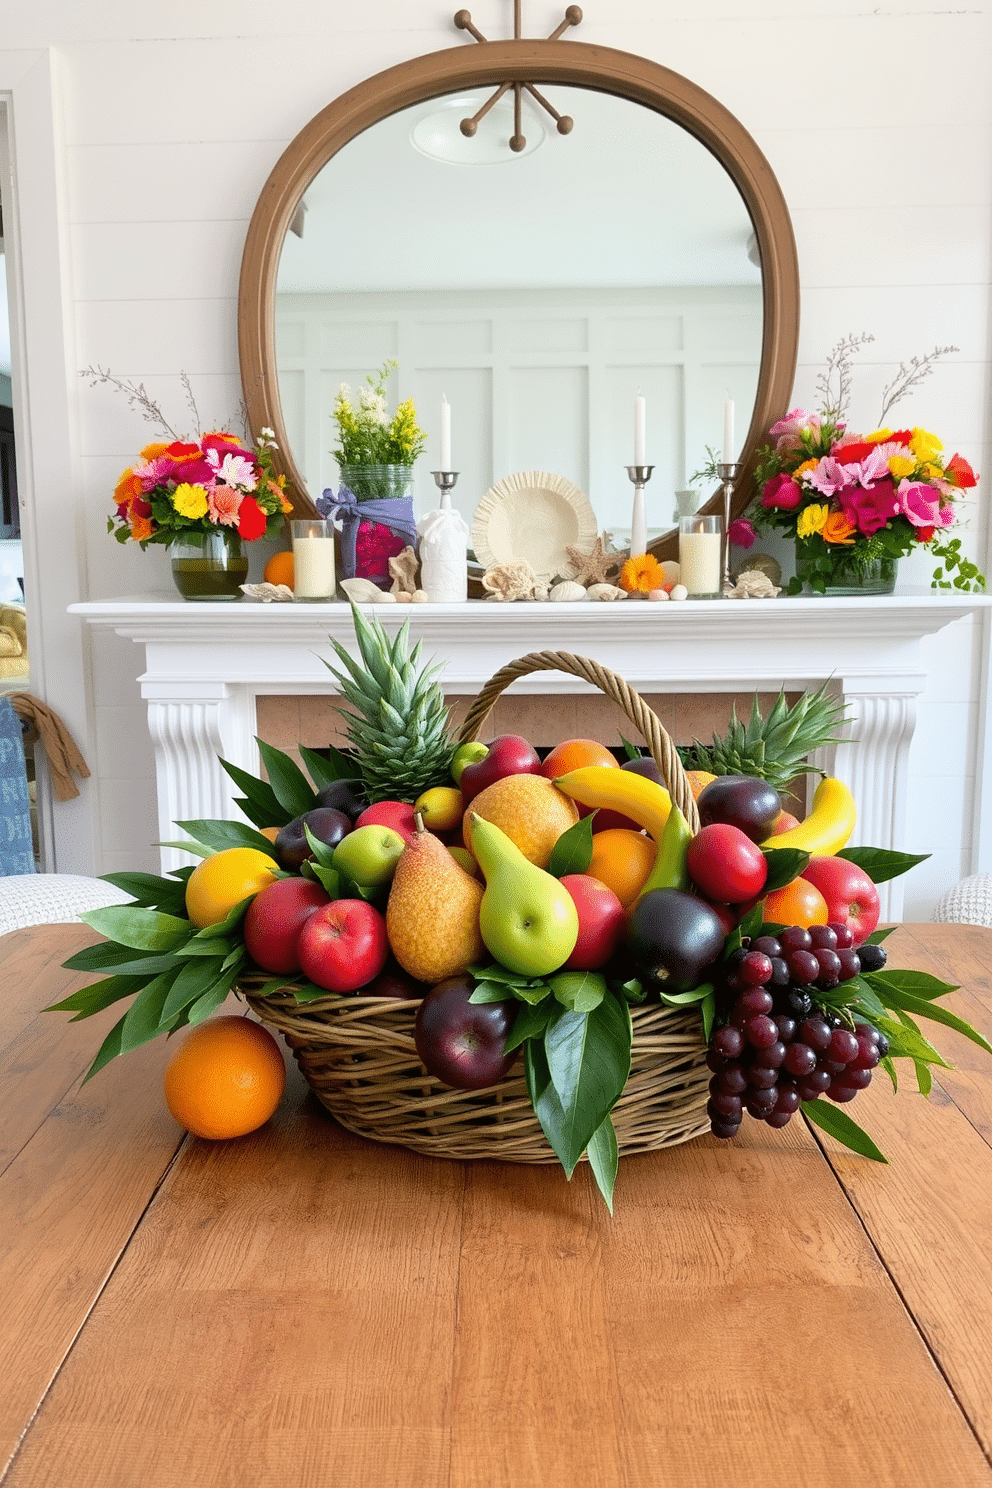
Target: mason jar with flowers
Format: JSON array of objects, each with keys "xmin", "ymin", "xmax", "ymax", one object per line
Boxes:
[
  {"xmin": 110, "ymin": 428, "xmax": 294, "ymax": 600},
  {"xmin": 745, "ymin": 409, "xmax": 980, "ymax": 595},
  {"xmin": 317, "ymin": 360, "xmax": 426, "ymax": 589}
]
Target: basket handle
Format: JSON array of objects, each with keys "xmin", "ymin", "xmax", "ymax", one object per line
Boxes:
[{"xmin": 454, "ymin": 650, "xmax": 700, "ymax": 833}]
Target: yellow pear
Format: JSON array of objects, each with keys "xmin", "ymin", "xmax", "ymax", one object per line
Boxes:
[
  {"xmin": 386, "ymin": 825, "xmax": 484, "ymax": 983},
  {"xmin": 464, "ymin": 773, "xmax": 579, "ymax": 869}
]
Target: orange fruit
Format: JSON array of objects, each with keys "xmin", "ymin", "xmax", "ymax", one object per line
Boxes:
[
  {"xmin": 586, "ymin": 827, "xmax": 657, "ymax": 907},
  {"xmin": 263, "ymin": 550, "xmax": 294, "ymax": 587},
  {"xmin": 464, "ymin": 774, "xmax": 579, "ymax": 869},
  {"xmin": 686, "ymin": 770, "xmax": 717, "ymax": 801},
  {"xmin": 185, "ymin": 846, "xmax": 278, "ymax": 928},
  {"xmin": 540, "ymin": 738, "xmax": 619, "ymax": 780},
  {"xmin": 762, "ymin": 876, "xmax": 829, "ymax": 928},
  {"xmin": 258, "ymin": 826, "xmax": 281, "ymax": 843},
  {"xmin": 164, "ymin": 1015, "xmax": 286, "ymax": 1139}
]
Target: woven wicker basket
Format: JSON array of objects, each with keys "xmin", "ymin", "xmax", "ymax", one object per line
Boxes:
[{"xmin": 243, "ymin": 651, "xmax": 711, "ymax": 1163}]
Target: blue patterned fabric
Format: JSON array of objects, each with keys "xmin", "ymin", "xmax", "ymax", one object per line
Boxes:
[{"xmin": 0, "ymin": 696, "xmax": 34, "ymax": 875}]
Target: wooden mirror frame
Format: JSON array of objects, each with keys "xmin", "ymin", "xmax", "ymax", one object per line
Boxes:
[{"xmin": 238, "ymin": 39, "xmax": 800, "ymax": 558}]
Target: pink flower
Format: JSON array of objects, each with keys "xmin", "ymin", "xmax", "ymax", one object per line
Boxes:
[
  {"xmin": 803, "ymin": 457, "xmax": 851, "ymax": 498},
  {"xmin": 769, "ymin": 408, "xmax": 825, "ymax": 453},
  {"xmin": 206, "ymin": 449, "xmax": 258, "ymax": 491},
  {"xmin": 133, "ymin": 455, "xmax": 176, "ymax": 493},
  {"xmin": 761, "ymin": 472, "xmax": 803, "ymax": 510},
  {"xmin": 728, "ymin": 517, "xmax": 756, "ymax": 549},
  {"xmin": 897, "ymin": 480, "xmax": 955, "ymax": 529},
  {"xmin": 838, "ymin": 478, "xmax": 900, "ymax": 536},
  {"xmin": 207, "ymin": 484, "xmax": 243, "ymax": 527}
]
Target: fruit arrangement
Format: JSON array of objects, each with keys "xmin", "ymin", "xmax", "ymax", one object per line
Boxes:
[{"xmin": 52, "ymin": 608, "xmax": 992, "ymax": 1212}]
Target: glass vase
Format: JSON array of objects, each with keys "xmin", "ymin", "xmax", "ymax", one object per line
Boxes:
[
  {"xmin": 337, "ymin": 464, "xmax": 415, "ymax": 505},
  {"xmin": 796, "ymin": 552, "xmax": 897, "ymax": 597},
  {"xmin": 337, "ymin": 464, "xmax": 415, "ymax": 588},
  {"xmin": 169, "ymin": 530, "xmax": 249, "ymax": 601}
]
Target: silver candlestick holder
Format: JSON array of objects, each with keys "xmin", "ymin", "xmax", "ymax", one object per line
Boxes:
[
  {"xmin": 431, "ymin": 470, "xmax": 459, "ymax": 509},
  {"xmin": 717, "ymin": 461, "xmax": 739, "ymax": 591},
  {"xmin": 625, "ymin": 464, "xmax": 654, "ymax": 558}
]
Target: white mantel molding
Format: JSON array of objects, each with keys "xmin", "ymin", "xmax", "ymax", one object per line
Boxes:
[{"xmin": 71, "ymin": 592, "xmax": 992, "ymax": 918}]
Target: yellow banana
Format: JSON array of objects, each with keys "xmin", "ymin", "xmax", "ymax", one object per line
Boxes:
[
  {"xmin": 760, "ymin": 776, "xmax": 856, "ymax": 856},
  {"xmin": 554, "ymin": 766, "xmax": 672, "ymax": 841}
]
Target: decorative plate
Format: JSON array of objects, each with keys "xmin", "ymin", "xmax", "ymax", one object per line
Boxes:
[{"xmin": 471, "ymin": 472, "xmax": 598, "ymax": 582}]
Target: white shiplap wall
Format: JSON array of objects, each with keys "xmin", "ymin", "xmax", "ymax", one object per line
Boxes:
[{"xmin": 1, "ymin": 1, "xmax": 989, "ymax": 916}]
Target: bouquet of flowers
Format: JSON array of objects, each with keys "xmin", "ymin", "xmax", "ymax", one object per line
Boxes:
[
  {"xmin": 109, "ymin": 428, "xmax": 292, "ymax": 548},
  {"xmin": 331, "ymin": 359, "xmax": 427, "ymax": 479},
  {"xmin": 738, "ymin": 337, "xmax": 983, "ymax": 594}
]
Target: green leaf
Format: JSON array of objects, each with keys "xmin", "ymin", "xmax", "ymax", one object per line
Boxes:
[
  {"xmin": 587, "ymin": 1114, "xmax": 619, "ymax": 1215},
  {"xmin": 158, "ymin": 838, "xmax": 213, "ymax": 860},
  {"xmin": 524, "ymin": 1039, "xmax": 574, "ymax": 1174},
  {"xmin": 467, "ymin": 962, "xmax": 540, "ymax": 989},
  {"xmin": 286, "ymin": 978, "xmax": 345, "ymax": 1003},
  {"xmin": 863, "ymin": 926, "xmax": 897, "ymax": 945},
  {"xmin": 120, "ymin": 969, "xmax": 184, "ymax": 1052},
  {"xmin": 872, "ymin": 1014, "xmax": 950, "ymax": 1068},
  {"xmin": 866, "ymin": 968, "xmax": 959, "ymax": 1004},
  {"xmin": 255, "ymin": 738, "xmax": 319, "ymax": 818},
  {"xmin": 97, "ymin": 871, "xmax": 174, "ymax": 907},
  {"xmin": 78, "ymin": 905, "xmax": 192, "ymax": 953},
  {"xmin": 844, "ymin": 977, "xmax": 889, "ymax": 1023},
  {"xmin": 618, "ymin": 734, "xmax": 642, "ymax": 761},
  {"xmin": 81, "ymin": 1012, "xmax": 130, "ymax": 1083},
  {"xmin": 873, "ymin": 988, "xmax": 992, "ymax": 1054},
  {"xmin": 762, "ymin": 847, "xmax": 811, "ymax": 893},
  {"xmin": 219, "ymin": 755, "xmax": 294, "ymax": 827},
  {"xmin": 469, "ymin": 983, "xmax": 515, "ymax": 1004},
  {"xmin": 657, "ymin": 981, "xmax": 713, "ymax": 1007},
  {"xmin": 612, "ymin": 976, "xmax": 647, "ymax": 1005},
  {"xmin": 186, "ymin": 981, "xmax": 236, "ymax": 1025},
  {"xmin": 308, "ymin": 863, "xmax": 341, "ymax": 898},
  {"xmin": 542, "ymin": 994, "xmax": 632, "ymax": 1175},
  {"xmin": 736, "ymin": 901, "xmax": 766, "ymax": 943},
  {"xmin": 835, "ymin": 846, "xmax": 930, "ymax": 884},
  {"xmin": 913, "ymin": 1060, "xmax": 933, "ymax": 1096},
  {"xmin": 174, "ymin": 819, "xmax": 280, "ymax": 856},
  {"xmin": 802, "ymin": 1099, "xmax": 888, "ymax": 1162},
  {"xmin": 700, "ymin": 988, "xmax": 716, "ymax": 1044},
  {"xmin": 299, "ymin": 745, "xmax": 358, "ymax": 793},
  {"xmin": 506, "ymin": 1001, "xmax": 554, "ymax": 1052},
  {"xmin": 549, "ymin": 971, "xmax": 606, "ymax": 1013},
  {"xmin": 45, "ymin": 973, "xmax": 147, "ymax": 1019},
  {"xmin": 304, "ymin": 823, "xmax": 338, "ymax": 869},
  {"xmin": 63, "ymin": 939, "xmax": 162, "ymax": 973},
  {"xmin": 548, "ymin": 815, "xmax": 595, "ymax": 878},
  {"xmin": 161, "ymin": 957, "xmax": 228, "ymax": 1022},
  {"xmin": 880, "ymin": 1055, "xmax": 898, "ymax": 1093}
]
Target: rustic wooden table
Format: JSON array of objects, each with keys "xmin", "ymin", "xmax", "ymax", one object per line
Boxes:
[{"xmin": 4, "ymin": 921, "xmax": 992, "ymax": 1487}]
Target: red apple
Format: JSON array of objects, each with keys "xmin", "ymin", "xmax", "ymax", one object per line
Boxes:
[
  {"xmin": 686, "ymin": 823, "xmax": 768, "ymax": 904},
  {"xmin": 560, "ymin": 873, "xmax": 626, "ymax": 970},
  {"xmin": 458, "ymin": 734, "xmax": 541, "ymax": 806},
  {"xmin": 414, "ymin": 975, "xmax": 518, "ymax": 1089},
  {"xmin": 354, "ymin": 799, "xmax": 417, "ymax": 843},
  {"xmin": 297, "ymin": 899, "xmax": 389, "ymax": 992},
  {"xmin": 243, "ymin": 876, "xmax": 332, "ymax": 975},
  {"xmin": 800, "ymin": 856, "xmax": 880, "ymax": 945}
]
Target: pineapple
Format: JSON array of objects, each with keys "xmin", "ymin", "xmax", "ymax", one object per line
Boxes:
[
  {"xmin": 677, "ymin": 683, "xmax": 850, "ymax": 793},
  {"xmin": 325, "ymin": 605, "xmax": 454, "ymax": 804}
]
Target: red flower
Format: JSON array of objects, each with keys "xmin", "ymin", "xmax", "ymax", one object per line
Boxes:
[
  {"xmin": 761, "ymin": 472, "xmax": 803, "ymax": 510},
  {"xmin": 237, "ymin": 495, "xmax": 267, "ymax": 540},
  {"xmin": 164, "ymin": 441, "xmax": 202, "ymax": 460},
  {"xmin": 915, "ymin": 525, "xmax": 936, "ymax": 543},
  {"xmin": 832, "ymin": 441, "xmax": 876, "ymax": 465},
  {"xmin": 201, "ymin": 431, "xmax": 254, "ymax": 461},
  {"xmin": 946, "ymin": 454, "xmax": 978, "ymax": 488}
]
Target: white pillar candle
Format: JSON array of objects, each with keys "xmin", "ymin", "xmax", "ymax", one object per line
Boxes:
[
  {"xmin": 679, "ymin": 516, "xmax": 723, "ymax": 598},
  {"xmin": 440, "ymin": 395, "xmax": 452, "ymax": 471},
  {"xmin": 634, "ymin": 393, "xmax": 646, "ymax": 467},
  {"xmin": 723, "ymin": 398, "xmax": 735, "ymax": 464},
  {"xmin": 291, "ymin": 520, "xmax": 336, "ymax": 601}
]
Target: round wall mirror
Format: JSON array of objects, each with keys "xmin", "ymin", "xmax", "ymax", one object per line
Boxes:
[{"xmin": 239, "ymin": 40, "xmax": 799, "ymax": 558}]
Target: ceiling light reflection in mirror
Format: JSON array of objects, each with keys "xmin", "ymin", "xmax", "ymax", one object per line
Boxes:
[{"xmin": 275, "ymin": 86, "xmax": 761, "ymax": 540}]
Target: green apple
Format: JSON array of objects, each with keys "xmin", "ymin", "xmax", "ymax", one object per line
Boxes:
[
  {"xmin": 331, "ymin": 824, "xmax": 405, "ymax": 887},
  {"xmin": 470, "ymin": 814, "xmax": 578, "ymax": 977},
  {"xmin": 450, "ymin": 741, "xmax": 488, "ymax": 786}
]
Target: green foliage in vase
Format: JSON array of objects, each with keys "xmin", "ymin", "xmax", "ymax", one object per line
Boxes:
[{"xmin": 331, "ymin": 360, "xmax": 428, "ymax": 469}]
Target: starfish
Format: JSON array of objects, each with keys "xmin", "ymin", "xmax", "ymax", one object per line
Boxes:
[{"xmin": 565, "ymin": 535, "xmax": 623, "ymax": 586}]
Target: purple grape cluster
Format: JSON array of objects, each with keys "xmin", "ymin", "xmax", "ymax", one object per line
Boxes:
[{"xmin": 706, "ymin": 923, "xmax": 889, "ymax": 1141}]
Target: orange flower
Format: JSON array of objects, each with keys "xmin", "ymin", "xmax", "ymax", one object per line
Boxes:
[
  {"xmin": 822, "ymin": 511, "xmax": 857, "ymax": 545},
  {"xmin": 140, "ymin": 441, "xmax": 172, "ymax": 461},
  {"xmin": 620, "ymin": 553, "xmax": 666, "ymax": 593},
  {"xmin": 128, "ymin": 512, "xmax": 155, "ymax": 542},
  {"xmin": 113, "ymin": 467, "xmax": 142, "ymax": 509}
]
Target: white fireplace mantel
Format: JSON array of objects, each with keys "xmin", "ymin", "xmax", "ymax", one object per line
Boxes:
[{"xmin": 71, "ymin": 591, "xmax": 992, "ymax": 918}]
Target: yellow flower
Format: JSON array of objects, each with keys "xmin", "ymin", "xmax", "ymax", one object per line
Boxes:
[
  {"xmin": 864, "ymin": 428, "xmax": 891, "ymax": 444},
  {"xmin": 910, "ymin": 427, "xmax": 942, "ymax": 463},
  {"xmin": 619, "ymin": 553, "xmax": 665, "ymax": 593},
  {"xmin": 793, "ymin": 458, "xmax": 819, "ymax": 480},
  {"xmin": 887, "ymin": 455, "xmax": 916, "ymax": 479},
  {"xmin": 923, "ymin": 462, "xmax": 944, "ymax": 482},
  {"xmin": 796, "ymin": 502, "xmax": 828, "ymax": 539},
  {"xmin": 172, "ymin": 482, "xmax": 209, "ymax": 519}
]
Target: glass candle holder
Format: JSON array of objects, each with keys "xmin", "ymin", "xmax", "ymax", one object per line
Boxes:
[
  {"xmin": 291, "ymin": 520, "xmax": 336, "ymax": 601},
  {"xmin": 679, "ymin": 514, "xmax": 723, "ymax": 598}
]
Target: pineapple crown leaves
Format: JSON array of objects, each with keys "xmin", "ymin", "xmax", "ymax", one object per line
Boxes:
[{"xmin": 683, "ymin": 683, "xmax": 852, "ymax": 792}]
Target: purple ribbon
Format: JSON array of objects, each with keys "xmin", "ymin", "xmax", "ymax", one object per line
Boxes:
[{"xmin": 317, "ymin": 485, "xmax": 419, "ymax": 579}]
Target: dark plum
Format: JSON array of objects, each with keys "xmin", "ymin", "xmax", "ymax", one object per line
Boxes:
[
  {"xmin": 696, "ymin": 774, "xmax": 782, "ymax": 843},
  {"xmin": 625, "ymin": 888, "xmax": 726, "ymax": 991},
  {"xmin": 274, "ymin": 806, "xmax": 352, "ymax": 870},
  {"xmin": 315, "ymin": 776, "xmax": 367, "ymax": 821}
]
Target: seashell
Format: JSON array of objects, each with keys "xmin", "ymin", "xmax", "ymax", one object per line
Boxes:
[
  {"xmin": 660, "ymin": 560, "xmax": 681, "ymax": 585},
  {"xmin": 340, "ymin": 578, "xmax": 397, "ymax": 603},
  {"xmin": 646, "ymin": 588, "xmax": 670, "ymax": 602},
  {"xmin": 481, "ymin": 559, "xmax": 546, "ymax": 602},
  {"xmin": 586, "ymin": 583, "xmax": 627, "ymax": 602},
  {"xmin": 732, "ymin": 551, "xmax": 782, "ymax": 587},
  {"xmin": 410, "ymin": 589, "xmax": 429, "ymax": 603},
  {"xmin": 727, "ymin": 569, "xmax": 781, "ymax": 599},
  {"xmin": 548, "ymin": 581, "xmax": 588, "ymax": 602},
  {"xmin": 238, "ymin": 582, "xmax": 294, "ymax": 603},
  {"xmin": 669, "ymin": 584, "xmax": 688, "ymax": 602},
  {"xmin": 394, "ymin": 592, "xmax": 412, "ymax": 603},
  {"xmin": 389, "ymin": 545, "xmax": 420, "ymax": 595}
]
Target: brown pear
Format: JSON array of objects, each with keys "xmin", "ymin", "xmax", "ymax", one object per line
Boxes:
[{"xmin": 386, "ymin": 825, "xmax": 485, "ymax": 984}]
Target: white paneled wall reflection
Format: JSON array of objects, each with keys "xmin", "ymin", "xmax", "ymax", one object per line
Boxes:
[{"xmin": 276, "ymin": 285, "xmax": 761, "ymax": 536}]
